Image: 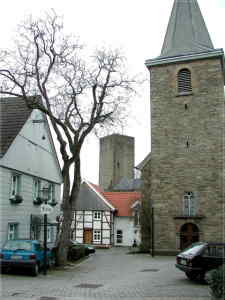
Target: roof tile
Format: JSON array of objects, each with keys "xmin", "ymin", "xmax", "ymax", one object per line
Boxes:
[{"xmin": 103, "ymin": 191, "xmax": 141, "ymax": 217}]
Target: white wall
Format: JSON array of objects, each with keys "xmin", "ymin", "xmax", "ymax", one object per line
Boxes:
[
  {"xmin": 0, "ymin": 167, "xmax": 61, "ymax": 247},
  {"xmin": 1, "ymin": 110, "xmax": 62, "ymax": 184},
  {"xmin": 114, "ymin": 216, "xmax": 140, "ymax": 247}
]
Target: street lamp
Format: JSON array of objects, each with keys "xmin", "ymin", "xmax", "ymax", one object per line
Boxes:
[{"xmin": 41, "ymin": 186, "xmax": 49, "ymax": 275}]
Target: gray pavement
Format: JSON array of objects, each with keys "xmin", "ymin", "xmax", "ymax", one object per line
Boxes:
[{"xmin": 1, "ymin": 247, "xmax": 210, "ymax": 300}]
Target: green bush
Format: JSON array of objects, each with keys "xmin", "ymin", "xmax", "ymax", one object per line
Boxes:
[
  {"xmin": 206, "ymin": 265, "xmax": 225, "ymax": 299},
  {"xmin": 68, "ymin": 245, "xmax": 86, "ymax": 261}
]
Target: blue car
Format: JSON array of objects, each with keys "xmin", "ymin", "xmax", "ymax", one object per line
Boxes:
[{"xmin": 0, "ymin": 239, "xmax": 53, "ymax": 276}]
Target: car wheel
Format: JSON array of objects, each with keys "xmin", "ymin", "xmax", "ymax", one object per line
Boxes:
[
  {"xmin": 185, "ymin": 271, "xmax": 199, "ymax": 280},
  {"xmin": 31, "ymin": 263, "xmax": 39, "ymax": 277}
]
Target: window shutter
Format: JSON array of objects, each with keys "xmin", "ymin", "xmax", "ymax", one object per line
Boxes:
[{"xmin": 178, "ymin": 69, "xmax": 192, "ymax": 93}]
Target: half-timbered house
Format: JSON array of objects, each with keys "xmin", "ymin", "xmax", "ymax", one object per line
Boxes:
[
  {"xmin": 72, "ymin": 181, "xmax": 115, "ymax": 247},
  {"xmin": 72, "ymin": 181, "xmax": 141, "ymax": 247}
]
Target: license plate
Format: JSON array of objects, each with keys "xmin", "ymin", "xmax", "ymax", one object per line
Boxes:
[
  {"xmin": 181, "ymin": 259, "xmax": 187, "ymax": 265},
  {"xmin": 11, "ymin": 255, "xmax": 22, "ymax": 259}
]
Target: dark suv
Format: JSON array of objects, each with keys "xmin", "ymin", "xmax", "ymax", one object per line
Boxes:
[{"xmin": 175, "ymin": 242, "xmax": 225, "ymax": 280}]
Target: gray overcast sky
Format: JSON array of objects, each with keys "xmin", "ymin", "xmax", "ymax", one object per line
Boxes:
[{"xmin": 1, "ymin": 0, "xmax": 224, "ymax": 183}]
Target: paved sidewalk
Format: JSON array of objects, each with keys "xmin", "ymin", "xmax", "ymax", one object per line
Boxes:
[{"xmin": 1, "ymin": 247, "xmax": 210, "ymax": 300}]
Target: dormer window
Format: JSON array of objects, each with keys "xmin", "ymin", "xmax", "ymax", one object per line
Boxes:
[{"xmin": 178, "ymin": 68, "xmax": 192, "ymax": 94}]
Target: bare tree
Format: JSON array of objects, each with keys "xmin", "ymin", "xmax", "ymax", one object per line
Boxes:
[{"xmin": 0, "ymin": 11, "xmax": 137, "ymax": 265}]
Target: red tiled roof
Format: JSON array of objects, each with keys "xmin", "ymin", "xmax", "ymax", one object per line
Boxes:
[
  {"xmin": 87, "ymin": 182, "xmax": 141, "ymax": 216},
  {"xmin": 103, "ymin": 192, "xmax": 141, "ymax": 217}
]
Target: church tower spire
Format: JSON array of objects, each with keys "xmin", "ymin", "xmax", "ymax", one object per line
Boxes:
[
  {"xmin": 160, "ymin": 0, "xmax": 214, "ymax": 58},
  {"xmin": 146, "ymin": 0, "xmax": 224, "ymax": 69}
]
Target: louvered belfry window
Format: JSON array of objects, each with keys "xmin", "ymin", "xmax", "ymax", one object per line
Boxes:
[{"xmin": 178, "ymin": 68, "xmax": 192, "ymax": 93}]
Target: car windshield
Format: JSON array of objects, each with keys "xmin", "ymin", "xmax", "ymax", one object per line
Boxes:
[
  {"xmin": 3, "ymin": 240, "xmax": 32, "ymax": 251},
  {"xmin": 72, "ymin": 240, "xmax": 81, "ymax": 245},
  {"xmin": 181, "ymin": 243, "xmax": 205, "ymax": 256}
]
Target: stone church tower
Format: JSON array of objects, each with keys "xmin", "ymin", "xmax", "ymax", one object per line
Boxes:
[
  {"xmin": 145, "ymin": 0, "xmax": 225, "ymax": 254},
  {"xmin": 99, "ymin": 134, "xmax": 134, "ymax": 191}
]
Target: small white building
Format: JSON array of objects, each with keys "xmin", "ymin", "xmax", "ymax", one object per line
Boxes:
[
  {"xmin": 72, "ymin": 181, "xmax": 141, "ymax": 247},
  {"xmin": 0, "ymin": 97, "xmax": 62, "ymax": 247},
  {"xmin": 103, "ymin": 191, "xmax": 141, "ymax": 247}
]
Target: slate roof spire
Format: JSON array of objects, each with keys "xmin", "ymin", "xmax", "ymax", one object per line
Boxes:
[{"xmin": 160, "ymin": 0, "xmax": 214, "ymax": 58}]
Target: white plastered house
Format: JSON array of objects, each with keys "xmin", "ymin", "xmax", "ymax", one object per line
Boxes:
[{"xmin": 0, "ymin": 97, "xmax": 62, "ymax": 247}]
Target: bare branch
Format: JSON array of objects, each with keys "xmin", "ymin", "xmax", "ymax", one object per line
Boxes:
[{"xmin": 0, "ymin": 10, "xmax": 138, "ymax": 266}]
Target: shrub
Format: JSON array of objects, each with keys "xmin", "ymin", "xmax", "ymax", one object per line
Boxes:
[
  {"xmin": 206, "ymin": 265, "xmax": 225, "ymax": 299},
  {"xmin": 68, "ymin": 245, "xmax": 86, "ymax": 261}
]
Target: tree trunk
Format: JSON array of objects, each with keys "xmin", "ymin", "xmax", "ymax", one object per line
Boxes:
[
  {"xmin": 56, "ymin": 205, "xmax": 73, "ymax": 265},
  {"xmin": 55, "ymin": 155, "xmax": 82, "ymax": 266},
  {"xmin": 55, "ymin": 162, "xmax": 72, "ymax": 266}
]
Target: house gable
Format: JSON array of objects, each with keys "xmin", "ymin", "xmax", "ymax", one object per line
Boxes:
[
  {"xmin": 74, "ymin": 181, "xmax": 115, "ymax": 211},
  {"xmin": 0, "ymin": 99, "xmax": 62, "ymax": 183}
]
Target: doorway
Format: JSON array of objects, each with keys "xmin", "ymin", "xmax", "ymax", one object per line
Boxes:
[
  {"xmin": 84, "ymin": 228, "xmax": 93, "ymax": 244},
  {"xmin": 180, "ymin": 223, "xmax": 199, "ymax": 250}
]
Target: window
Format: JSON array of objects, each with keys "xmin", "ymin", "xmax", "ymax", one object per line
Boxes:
[
  {"xmin": 48, "ymin": 183, "xmax": 55, "ymax": 203},
  {"xmin": 10, "ymin": 174, "xmax": 21, "ymax": 198},
  {"xmin": 33, "ymin": 179, "xmax": 41, "ymax": 200},
  {"xmin": 204, "ymin": 245, "xmax": 225, "ymax": 258},
  {"xmin": 93, "ymin": 211, "xmax": 101, "ymax": 220},
  {"xmin": 93, "ymin": 230, "xmax": 101, "ymax": 241},
  {"xmin": 178, "ymin": 68, "xmax": 192, "ymax": 93},
  {"xmin": 8, "ymin": 223, "xmax": 18, "ymax": 240},
  {"xmin": 116, "ymin": 230, "xmax": 123, "ymax": 244},
  {"xmin": 134, "ymin": 210, "xmax": 140, "ymax": 226},
  {"xmin": 183, "ymin": 192, "xmax": 197, "ymax": 216},
  {"xmin": 35, "ymin": 243, "xmax": 44, "ymax": 251}
]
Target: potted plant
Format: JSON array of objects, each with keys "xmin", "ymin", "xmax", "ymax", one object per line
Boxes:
[
  {"xmin": 33, "ymin": 197, "xmax": 43, "ymax": 205},
  {"xmin": 49, "ymin": 200, "xmax": 58, "ymax": 207},
  {"xmin": 206, "ymin": 265, "xmax": 225, "ymax": 299},
  {"xmin": 9, "ymin": 194, "xmax": 23, "ymax": 204}
]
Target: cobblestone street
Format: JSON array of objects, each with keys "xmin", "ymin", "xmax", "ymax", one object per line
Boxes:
[{"xmin": 1, "ymin": 247, "xmax": 210, "ymax": 300}]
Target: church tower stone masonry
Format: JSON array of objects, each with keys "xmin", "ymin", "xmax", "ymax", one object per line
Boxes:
[
  {"xmin": 99, "ymin": 134, "xmax": 134, "ymax": 191},
  {"xmin": 145, "ymin": 0, "xmax": 225, "ymax": 254}
]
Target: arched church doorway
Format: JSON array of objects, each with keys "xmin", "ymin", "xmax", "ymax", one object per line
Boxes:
[{"xmin": 180, "ymin": 223, "xmax": 199, "ymax": 250}]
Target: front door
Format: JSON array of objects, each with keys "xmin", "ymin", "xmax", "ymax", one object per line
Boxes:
[
  {"xmin": 84, "ymin": 229, "xmax": 92, "ymax": 244},
  {"xmin": 180, "ymin": 223, "xmax": 199, "ymax": 250}
]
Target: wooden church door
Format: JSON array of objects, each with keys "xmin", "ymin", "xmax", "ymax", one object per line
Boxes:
[{"xmin": 180, "ymin": 223, "xmax": 199, "ymax": 250}]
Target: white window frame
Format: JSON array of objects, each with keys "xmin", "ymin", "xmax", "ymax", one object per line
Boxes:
[
  {"xmin": 10, "ymin": 174, "xmax": 21, "ymax": 198},
  {"xmin": 48, "ymin": 183, "xmax": 55, "ymax": 203},
  {"xmin": 8, "ymin": 223, "xmax": 19, "ymax": 240},
  {"xmin": 93, "ymin": 211, "xmax": 101, "ymax": 220},
  {"xmin": 116, "ymin": 229, "xmax": 123, "ymax": 244},
  {"xmin": 93, "ymin": 230, "xmax": 101, "ymax": 242}
]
